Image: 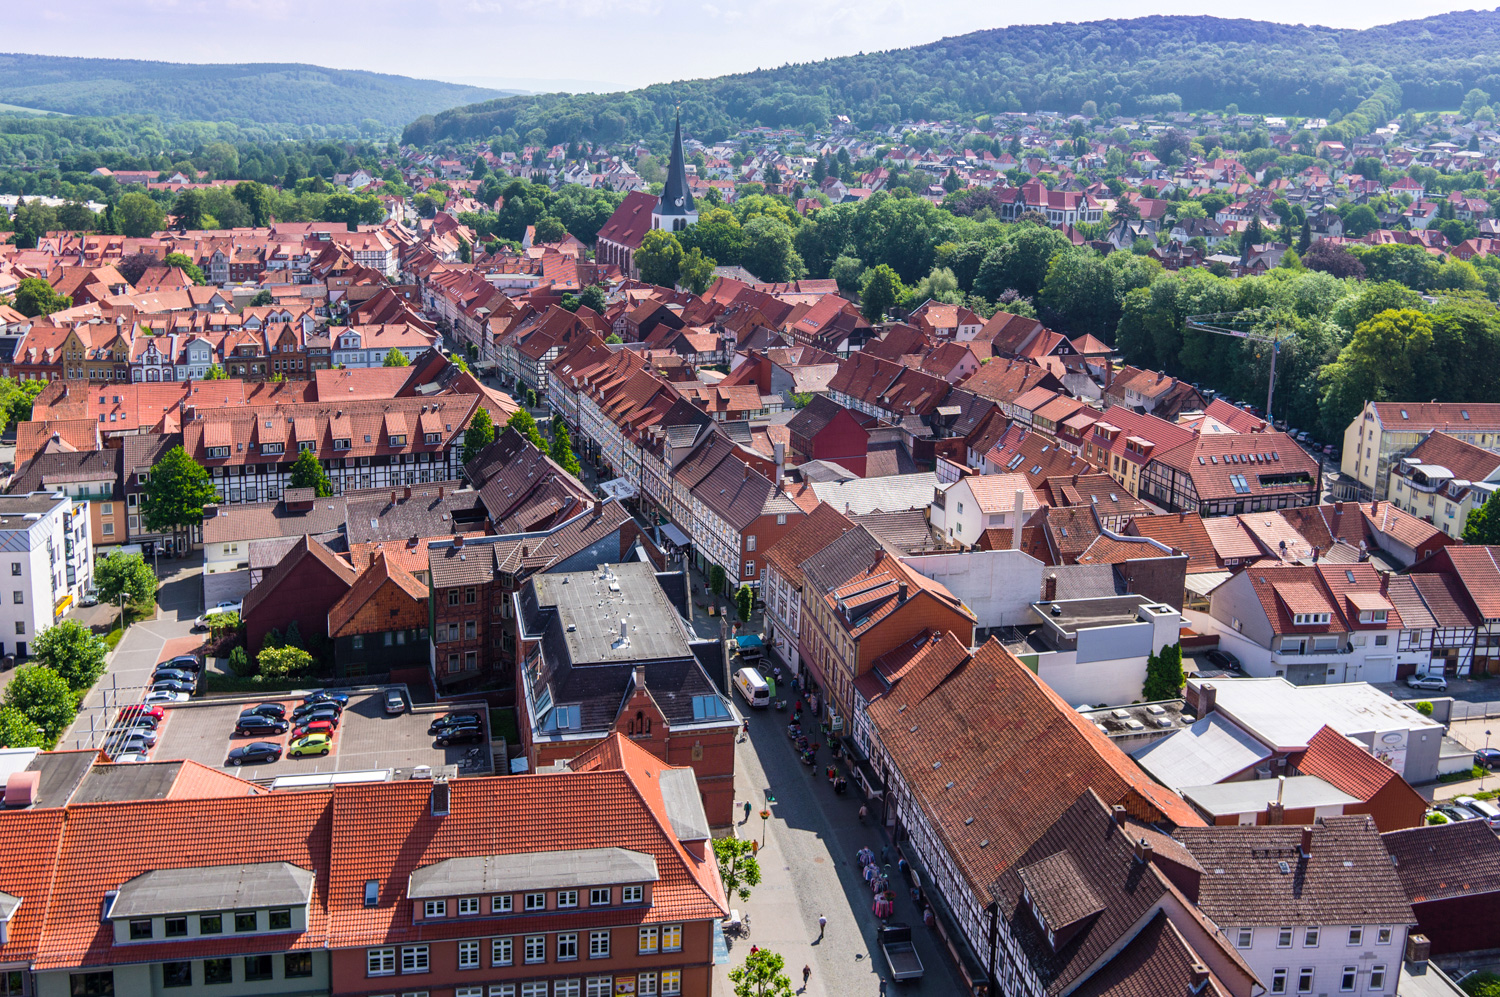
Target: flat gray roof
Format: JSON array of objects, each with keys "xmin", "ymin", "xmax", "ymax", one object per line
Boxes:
[
  {"xmin": 1191, "ymin": 677, "xmax": 1443, "ymax": 751},
  {"xmin": 1181, "ymin": 775, "xmax": 1360, "ymax": 816},
  {"xmin": 409, "ymin": 848, "xmax": 659, "ymax": 898},
  {"xmin": 111, "ymin": 862, "xmax": 314, "ymax": 918},
  {"xmin": 659, "ymin": 768, "xmax": 710, "ymax": 842},
  {"xmin": 531, "ymin": 563, "xmax": 692, "ymax": 664},
  {"xmin": 1130, "ymin": 713, "xmax": 1273, "ymax": 791}
]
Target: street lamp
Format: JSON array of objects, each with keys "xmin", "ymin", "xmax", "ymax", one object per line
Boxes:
[{"xmin": 1484, "ymin": 730, "xmax": 1493, "ymax": 790}]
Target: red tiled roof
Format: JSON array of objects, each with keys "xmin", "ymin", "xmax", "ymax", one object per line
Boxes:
[
  {"xmin": 1294, "ymin": 725, "xmax": 1421, "ymax": 809},
  {"xmin": 0, "ymin": 810, "xmax": 66, "ymax": 964}
]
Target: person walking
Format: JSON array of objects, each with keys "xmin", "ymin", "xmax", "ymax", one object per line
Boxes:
[
  {"xmin": 744, "ymin": 800, "xmax": 753, "ymax": 823},
  {"xmin": 803, "ymin": 964, "xmax": 811, "ymax": 986},
  {"xmin": 817, "ymin": 914, "xmax": 827, "ymax": 939}
]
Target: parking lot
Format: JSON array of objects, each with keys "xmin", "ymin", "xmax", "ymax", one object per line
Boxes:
[{"xmin": 146, "ymin": 690, "xmax": 491, "ymax": 779}]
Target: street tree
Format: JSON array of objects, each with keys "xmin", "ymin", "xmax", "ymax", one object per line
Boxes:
[
  {"xmin": 506, "ymin": 410, "xmax": 547, "ymax": 449},
  {"xmin": 729, "ymin": 948, "xmax": 794, "ymax": 997},
  {"xmin": 382, "ymin": 348, "xmax": 410, "ymax": 367},
  {"xmin": 712, "ymin": 836, "xmax": 763, "ymax": 902},
  {"xmin": 736, "ymin": 584, "xmax": 753, "ymax": 622},
  {"xmin": 709, "ymin": 563, "xmax": 728, "ymax": 597},
  {"xmin": 33, "ymin": 620, "xmax": 109, "ymax": 692},
  {"xmin": 93, "ymin": 552, "xmax": 157, "ymax": 611},
  {"xmin": 636, "ymin": 229, "xmax": 685, "ymax": 287},
  {"xmin": 288, "ymin": 448, "xmax": 334, "ymax": 497},
  {"xmin": 0, "ymin": 706, "xmax": 44, "ymax": 748},
  {"xmin": 549, "ymin": 422, "xmax": 582, "ymax": 476},
  {"xmin": 462, "ymin": 407, "xmax": 497, "ymax": 466},
  {"xmin": 4, "ymin": 665, "xmax": 77, "ymax": 743},
  {"xmin": 0, "ymin": 378, "xmax": 46, "ymax": 431},
  {"xmin": 141, "ymin": 445, "xmax": 221, "ymax": 553}
]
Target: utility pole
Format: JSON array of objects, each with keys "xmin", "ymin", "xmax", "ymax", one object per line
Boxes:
[{"xmin": 1185, "ymin": 311, "xmax": 1292, "ymax": 419}]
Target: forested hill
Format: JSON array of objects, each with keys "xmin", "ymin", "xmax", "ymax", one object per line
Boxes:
[
  {"xmin": 0, "ymin": 54, "xmax": 516, "ymax": 129},
  {"xmin": 404, "ymin": 10, "xmax": 1500, "ymax": 146}
]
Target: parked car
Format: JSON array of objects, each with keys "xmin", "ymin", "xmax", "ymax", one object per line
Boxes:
[
  {"xmin": 1435, "ymin": 802, "xmax": 1482, "ymax": 823},
  {"xmin": 1204, "ymin": 649, "xmax": 1241, "ymax": 671},
  {"xmin": 150, "ymin": 679, "xmax": 194, "ymax": 696},
  {"xmin": 110, "ymin": 730, "xmax": 157, "ymax": 750},
  {"xmin": 290, "ymin": 720, "xmax": 335, "ymax": 741},
  {"xmin": 164, "ymin": 654, "xmax": 203, "ymax": 673},
  {"xmin": 291, "ymin": 699, "xmax": 340, "ymax": 719},
  {"xmin": 192, "ymin": 606, "xmax": 239, "ymax": 631},
  {"xmin": 117, "ymin": 713, "xmax": 160, "ymax": 731},
  {"xmin": 80, "ymin": 589, "xmax": 99, "ymax": 607},
  {"xmin": 234, "ymin": 715, "xmax": 289, "ymax": 736},
  {"xmin": 119, "ymin": 704, "xmax": 164, "ymax": 722},
  {"xmin": 1454, "ymin": 796, "xmax": 1500, "ymax": 831},
  {"xmin": 294, "ymin": 708, "xmax": 340, "ymax": 729},
  {"xmin": 227, "ymin": 742, "xmax": 282, "ymax": 766},
  {"xmin": 287, "ymin": 733, "xmax": 332, "ymax": 758},
  {"xmin": 301, "ymin": 690, "xmax": 350, "ymax": 708},
  {"xmin": 428, "ymin": 713, "xmax": 482, "ymax": 735},
  {"xmin": 435, "ymin": 727, "xmax": 485, "ymax": 747},
  {"xmin": 1322, "ymin": 444, "xmax": 1336, "ymax": 456},
  {"xmin": 241, "ymin": 703, "xmax": 288, "ymax": 721},
  {"xmin": 112, "ymin": 752, "xmax": 150, "ymax": 763},
  {"xmin": 384, "ymin": 689, "xmax": 406, "ymax": 714},
  {"xmin": 214, "ymin": 600, "xmax": 241, "ymax": 613},
  {"xmin": 150, "ymin": 668, "xmax": 197, "ymax": 687},
  {"xmin": 1476, "ymin": 747, "xmax": 1500, "ymax": 770},
  {"xmin": 1407, "ymin": 673, "xmax": 1448, "ymax": 692},
  {"xmin": 142, "ymin": 690, "xmax": 189, "ymax": 705}
]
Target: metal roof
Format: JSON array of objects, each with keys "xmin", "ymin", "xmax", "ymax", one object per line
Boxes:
[
  {"xmin": 110, "ymin": 861, "xmax": 314, "ymax": 917},
  {"xmin": 408, "ymin": 848, "xmax": 659, "ymax": 898}
]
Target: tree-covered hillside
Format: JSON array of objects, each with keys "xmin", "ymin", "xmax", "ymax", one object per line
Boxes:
[
  {"xmin": 405, "ymin": 11, "xmax": 1500, "ymax": 146},
  {"xmin": 0, "ymin": 53, "xmax": 514, "ymax": 130}
]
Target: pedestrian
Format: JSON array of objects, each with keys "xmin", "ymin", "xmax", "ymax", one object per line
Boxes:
[
  {"xmin": 803, "ymin": 964, "xmax": 811, "ymax": 986},
  {"xmin": 750, "ymin": 945, "xmax": 759, "ymax": 956},
  {"xmin": 751, "ymin": 839, "xmax": 759, "ymax": 856},
  {"xmin": 744, "ymin": 800, "xmax": 752, "ymax": 822},
  {"xmin": 817, "ymin": 913, "xmax": 827, "ymax": 939}
]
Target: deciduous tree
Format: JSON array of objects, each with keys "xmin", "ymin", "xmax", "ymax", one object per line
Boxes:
[
  {"xmin": 4, "ymin": 665, "xmax": 76, "ymax": 743},
  {"xmin": 712, "ymin": 836, "xmax": 763, "ymax": 902},
  {"xmin": 93, "ymin": 552, "xmax": 157, "ymax": 612},
  {"xmin": 729, "ymin": 948, "xmax": 793, "ymax": 997},
  {"xmin": 382, "ymin": 348, "xmax": 410, "ymax": 367},
  {"xmin": 635, "ymin": 229, "xmax": 685, "ymax": 288},
  {"xmin": 33, "ymin": 620, "xmax": 109, "ymax": 692},
  {"xmin": 141, "ymin": 446, "xmax": 220, "ymax": 552},
  {"xmin": 116, "ymin": 192, "xmax": 164, "ymax": 238},
  {"xmin": 462, "ymin": 407, "xmax": 496, "ymax": 466},
  {"xmin": 288, "ymin": 448, "xmax": 334, "ymax": 497}
]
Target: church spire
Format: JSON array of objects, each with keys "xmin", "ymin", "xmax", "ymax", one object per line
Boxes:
[{"xmin": 656, "ymin": 110, "xmax": 695, "ymax": 221}]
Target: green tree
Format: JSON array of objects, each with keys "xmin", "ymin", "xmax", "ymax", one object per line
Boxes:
[
  {"xmin": 204, "ymin": 364, "xmax": 229, "ymax": 380},
  {"xmin": 288, "ymin": 448, "xmax": 333, "ymax": 497},
  {"xmin": 249, "ymin": 289, "xmax": 275, "ymax": 306},
  {"xmin": 579, "ymin": 284, "xmax": 608, "ymax": 314},
  {"xmin": 636, "ymin": 229, "xmax": 685, "ymax": 287},
  {"xmin": 382, "ymin": 348, "xmax": 410, "ymax": 367},
  {"xmin": 0, "ymin": 378, "xmax": 46, "ymax": 431},
  {"xmin": 227, "ymin": 646, "xmax": 251, "ymax": 677},
  {"xmin": 140, "ymin": 445, "xmax": 221, "ymax": 551},
  {"xmin": 506, "ymin": 409, "xmax": 547, "ymax": 449},
  {"xmin": 679, "ymin": 247, "xmax": 718, "ymax": 295},
  {"xmin": 729, "ymin": 948, "xmax": 794, "ymax": 997},
  {"xmin": 1341, "ymin": 204, "xmax": 1380, "ymax": 239},
  {"xmin": 1142, "ymin": 642, "xmax": 1185, "ymax": 701},
  {"xmin": 233, "ymin": 180, "xmax": 273, "ymax": 226},
  {"xmin": 4, "ymin": 665, "xmax": 76, "ymax": 744},
  {"xmin": 32, "ymin": 620, "xmax": 109, "ymax": 692},
  {"xmin": 830, "ymin": 255, "xmax": 865, "ymax": 294},
  {"xmin": 859, "ymin": 264, "xmax": 904, "ymax": 322},
  {"xmin": 533, "ymin": 215, "xmax": 567, "ymax": 244},
  {"xmin": 712, "ymin": 836, "xmax": 763, "ymax": 902},
  {"xmin": 1464, "ymin": 490, "xmax": 1500, "ymax": 545},
  {"xmin": 739, "ymin": 216, "xmax": 805, "ymax": 283},
  {"xmin": 116, "ymin": 192, "xmax": 164, "ymax": 238},
  {"xmin": 162, "ymin": 252, "xmax": 206, "ymax": 285},
  {"xmin": 0, "ymin": 706, "xmax": 44, "ymax": 749},
  {"xmin": 463, "ymin": 407, "xmax": 497, "ymax": 465},
  {"xmin": 93, "ymin": 552, "xmax": 156, "ymax": 612},
  {"xmin": 173, "ymin": 189, "xmax": 206, "ymax": 230},
  {"xmin": 736, "ymin": 584, "xmax": 754, "ymax": 622},
  {"xmin": 709, "ymin": 563, "xmax": 728, "ymax": 597},
  {"xmin": 549, "ymin": 422, "xmax": 582, "ymax": 476},
  {"xmin": 12, "ymin": 278, "xmax": 71, "ymax": 318},
  {"xmin": 257, "ymin": 645, "xmax": 313, "ymax": 681},
  {"xmin": 1319, "ymin": 309, "xmax": 1435, "ymax": 434}
]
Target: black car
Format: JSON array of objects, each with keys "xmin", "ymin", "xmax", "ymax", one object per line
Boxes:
[
  {"xmin": 1477, "ymin": 747, "xmax": 1500, "ymax": 771},
  {"xmin": 151, "ymin": 668, "xmax": 197, "ymax": 686},
  {"xmin": 1204, "ymin": 649, "xmax": 1241, "ymax": 671},
  {"xmin": 150, "ymin": 679, "xmax": 195, "ymax": 695},
  {"xmin": 294, "ymin": 708, "xmax": 341, "ymax": 729},
  {"xmin": 428, "ymin": 713, "xmax": 482, "ymax": 735},
  {"xmin": 292, "ymin": 702, "xmax": 341, "ymax": 722},
  {"xmin": 302, "ymin": 690, "xmax": 350, "ymax": 708},
  {"xmin": 227, "ymin": 742, "xmax": 282, "ymax": 766},
  {"xmin": 235, "ymin": 715, "xmax": 289, "ymax": 736},
  {"xmin": 165, "ymin": 654, "xmax": 203, "ymax": 673},
  {"xmin": 435, "ymin": 727, "xmax": 486, "ymax": 747},
  {"xmin": 241, "ymin": 703, "xmax": 287, "ymax": 721}
]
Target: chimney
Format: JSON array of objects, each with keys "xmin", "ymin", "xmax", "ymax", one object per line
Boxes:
[
  {"xmin": 1133, "ymin": 836, "xmax": 1153, "ymax": 864},
  {"xmin": 1189, "ymin": 964, "xmax": 1211, "ymax": 994},
  {"xmin": 1043, "ymin": 574, "xmax": 1058, "ymax": 602},
  {"xmin": 407, "ymin": 533, "xmax": 419, "ymax": 549},
  {"xmin": 438, "ymin": 485, "xmax": 445, "ymax": 500},
  {"xmin": 593, "ymin": 499, "xmax": 603, "ymax": 516},
  {"xmin": 1299, "ymin": 825, "xmax": 1313, "ymax": 858},
  {"xmin": 774, "ymin": 441, "xmax": 785, "ymax": 483},
  {"xmin": 390, "ymin": 490, "xmax": 398, "ymax": 506},
  {"xmin": 1405, "ymin": 933, "xmax": 1431, "ymax": 966},
  {"xmin": 898, "ymin": 582, "xmax": 908, "ymax": 602},
  {"xmin": 404, "ymin": 485, "xmax": 413, "ymax": 501},
  {"xmin": 201, "ymin": 503, "xmax": 220, "ymax": 520},
  {"xmin": 1267, "ymin": 801, "xmax": 1285, "ymax": 825},
  {"xmin": 743, "ymin": 465, "xmax": 750, "ymax": 481},
  {"xmin": 453, "ymin": 533, "xmax": 465, "ymax": 549},
  {"xmin": 1196, "ymin": 682, "xmax": 1217, "ymax": 717},
  {"xmin": 1111, "ymin": 804, "xmax": 1127, "ymax": 827},
  {"xmin": 1012, "ymin": 489, "xmax": 1026, "ymax": 551}
]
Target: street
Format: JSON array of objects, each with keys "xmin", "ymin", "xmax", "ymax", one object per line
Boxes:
[{"xmin": 716, "ymin": 700, "xmax": 969, "ymax": 997}]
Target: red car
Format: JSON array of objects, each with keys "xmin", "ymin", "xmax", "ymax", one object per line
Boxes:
[
  {"xmin": 119, "ymin": 705, "xmax": 165, "ymax": 722},
  {"xmin": 290, "ymin": 720, "xmax": 336, "ymax": 741}
]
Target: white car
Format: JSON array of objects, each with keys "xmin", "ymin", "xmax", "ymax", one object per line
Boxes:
[
  {"xmin": 1455, "ymin": 796, "xmax": 1500, "ymax": 831},
  {"xmin": 112, "ymin": 752, "xmax": 150, "ymax": 763},
  {"xmin": 192, "ymin": 605, "xmax": 239, "ymax": 631},
  {"xmin": 142, "ymin": 690, "xmax": 190, "ymax": 705}
]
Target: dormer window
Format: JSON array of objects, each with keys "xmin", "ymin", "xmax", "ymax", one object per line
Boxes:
[
  {"xmin": 334, "ymin": 438, "xmax": 351, "ymax": 450},
  {"xmin": 425, "ymin": 433, "xmax": 440, "ymax": 445},
  {"xmin": 423, "ymin": 900, "xmax": 446, "ymax": 918},
  {"xmin": 389, "ymin": 435, "xmax": 407, "ymax": 447},
  {"xmin": 1292, "ymin": 613, "xmax": 1331, "ymax": 625},
  {"xmin": 260, "ymin": 442, "xmax": 284, "ymax": 455},
  {"xmin": 298, "ymin": 442, "xmax": 314, "ymax": 452},
  {"xmin": 1359, "ymin": 610, "xmax": 1388, "ymax": 624}
]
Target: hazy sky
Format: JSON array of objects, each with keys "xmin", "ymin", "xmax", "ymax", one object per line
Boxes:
[{"xmin": 9, "ymin": 0, "xmax": 1490, "ymax": 93}]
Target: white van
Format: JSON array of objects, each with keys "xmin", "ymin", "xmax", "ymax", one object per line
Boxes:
[{"xmin": 733, "ymin": 666, "xmax": 770, "ymax": 708}]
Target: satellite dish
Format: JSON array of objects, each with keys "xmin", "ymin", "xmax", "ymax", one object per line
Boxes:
[{"xmin": 675, "ymin": 196, "xmax": 684, "ymax": 207}]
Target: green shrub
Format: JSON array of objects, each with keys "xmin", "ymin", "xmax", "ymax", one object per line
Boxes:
[
  {"xmin": 1412, "ymin": 700, "xmax": 1434, "ymax": 716},
  {"xmin": 1427, "ymin": 811, "xmax": 1449, "ymax": 824}
]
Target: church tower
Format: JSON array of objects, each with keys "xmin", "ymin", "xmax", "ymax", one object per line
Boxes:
[{"xmin": 651, "ymin": 112, "xmax": 698, "ymax": 233}]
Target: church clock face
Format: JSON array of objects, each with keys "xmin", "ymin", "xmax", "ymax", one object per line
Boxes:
[{"xmin": 675, "ymin": 197, "xmax": 684, "ymax": 207}]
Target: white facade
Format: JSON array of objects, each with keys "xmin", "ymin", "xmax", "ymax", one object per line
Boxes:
[
  {"xmin": 1022, "ymin": 599, "xmax": 1183, "ymax": 708},
  {"xmin": 332, "ymin": 328, "xmax": 436, "ymax": 369},
  {"xmin": 931, "ymin": 476, "xmax": 1039, "ymax": 546},
  {"xmin": 1228, "ymin": 922, "xmax": 1406, "ymax": 997},
  {"xmin": 0, "ymin": 493, "xmax": 93, "ymax": 658},
  {"xmin": 901, "ymin": 549, "xmax": 1043, "ymax": 630}
]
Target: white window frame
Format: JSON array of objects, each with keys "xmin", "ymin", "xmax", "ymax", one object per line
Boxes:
[
  {"xmin": 1236, "ymin": 927, "xmax": 1253, "ymax": 949},
  {"xmin": 1370, "ymin": 965, "xmax": 1386, "ymax": 990},
  {"xmin": 524, "ymin": 892, "xmax": 546, "ymax": 911},
  {"xmin": 639, "ymin": 926, "xmax": 658, "ymax": 954},
  {"xmin": 589, "ymin": 930, "xmax": 610, "ymax": 958},
  {"xmin": 1348, "ymin": 927, "xmax": 1363, "ymax": 946},
  {"xmin": 1271, "ymin": 969, "xmax": 1287, "ymax": 994},
  {"xmin": 400, "ymin": 945, "xmax": 429, "ymax": 974},
  {"xmin": 493, "ymin": 895, "xmax": 513, "ymax": 913},
  {"xmin": 1299, "ymin": 968, "xmax": 1315, "ymax": 994},
  {"xmin": 1304, "ymin": 928, "xmax": 1320, "ymax": 948},
  {"xmin": 661, "ymin": 924, "xmax": 681, "ymax": 952},
  {"xmin": 1277, "ymin": 927, "xmax": 1293, "ymax": 948},
  {"xmin": 638, "ymin": 972, "xmax": 658, "ymax": 996},
  {"xmin": 557, "ymin": 889, "xmax": 578, "ymax": 908},
  {"xmin": 661, "ymin": 970, "xmax": 681, "ymax": 996},
  {"xmin": 458, "ymin": 940, "xmax": 480, "ymax": 969},
  {"xmin": 555, "ymin": 981, "xmax": 581, "ymax": 997},
  {"xmin": 492, "ymin": 937, "xmax": 513, "ymax": 967},
  {"xmin": 590, "ymin": 888, "xmax": 610, "ymax": 906},
  {"xmin": 1341, "ymin": 967, "xmax": 1358, "ymax": 992},
  {"xmin": 459, "ymin": 897, "xmax": 480, "ymax": 916},
  {"xmin": 557, "ymin": 932, "xmax": 578, "ymax": 961},
  {"xmin": 424, "ymin": 900, "xmax": 446, "ymax": 918},
  {"xmin": 585, "ymin": 978, "xmax": 613, "ymax": 997},
  {"xmin": 524, "ymin": 935, "xmax": 546, "ymax": 964},
  {"xmin": 368, "ymin": 948, "xmax": 396, "ymax": 976}
]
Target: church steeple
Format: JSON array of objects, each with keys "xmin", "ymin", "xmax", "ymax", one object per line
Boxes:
[{"xmin": 652, "ymin": 111, "xmax": 697, "ymax": 233}]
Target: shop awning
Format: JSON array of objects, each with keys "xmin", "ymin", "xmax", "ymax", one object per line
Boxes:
[
  {"xmin": 1184, "ymin": 571, "xmax": 1232, "ymax": 597},
  {"xmin": 659, "ymin": 523, "xmax": 690, "ymax": 548}
]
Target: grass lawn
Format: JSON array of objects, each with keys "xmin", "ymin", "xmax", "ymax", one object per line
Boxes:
[{"xmin": 490, "ymin": 708, "xmax": 520, "ymax": 744}]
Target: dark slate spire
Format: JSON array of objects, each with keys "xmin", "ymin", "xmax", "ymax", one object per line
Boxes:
[{"xmin": 657, "ymin": 112, "xmax": 695, "ymax": 217}]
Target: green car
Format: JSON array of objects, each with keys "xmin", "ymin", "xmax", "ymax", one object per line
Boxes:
[{"xmin": 286, "ymin": 733, "xmax": 331, "ymax": 758}]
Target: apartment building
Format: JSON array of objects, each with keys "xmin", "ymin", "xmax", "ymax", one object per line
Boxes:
[
  {"xmin": 0, "ymin": 493, "xmax": 93, "ymax": 657},
  {"xmin": 1341, "ymin": 401, "xmax": 1500, "ymax": 501}
]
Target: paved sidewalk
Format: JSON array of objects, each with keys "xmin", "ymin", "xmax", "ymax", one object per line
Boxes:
[{"xmin": 715, "ymin": 707, "xmax": 967, "ymax": 997}]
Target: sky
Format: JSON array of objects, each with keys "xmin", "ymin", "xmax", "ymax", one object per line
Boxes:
[{"xmin": 7, "ymin": 0, "xmax": 1492, "ymax": 93}]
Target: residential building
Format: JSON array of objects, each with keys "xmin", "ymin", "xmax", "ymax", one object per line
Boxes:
[
  {"xmin": 785, "ymin": 395, "xmax": 869, "ymax": 476},
  {"xmin": 6, "ymin": 450, "xmax": 124, "ymax": 549},
  {"xmin": 1141, "ymin": 432, "xmax": 1321, "ymax": 516},
  {"xmin": 1340, "ymin": 401, "xmax": 1500, "ymax": 501},
  {"xmin": 1409, "ymin": 545, "xmax": 1500, "ymax": 676},
  {"xmin": 1387, "ymin": 431, "xmax": 1500, "ymax": 537},
  {"xmin": 0, "ymin": 493, "xmax": 92, "ymax": 655},
  {"xmin": 931, "ymin": 473, "xmax": 1040, "ymax": 547},
  {"xmin": 760, "ymin": 503, "xmax": 856, "ymax": 670},
  {"xmin": 330, "ymin": 324, "xmax": 439, "ymax": 368},
  {"xmin": 1382, "ymin": 820, "xmax": 1500, "ymax": 956},
  {"xmin": 1006, "ymin": 594, "xmax": 1184, "ymax": 707}
]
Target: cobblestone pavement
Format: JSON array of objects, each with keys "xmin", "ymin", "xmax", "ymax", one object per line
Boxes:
[{"xmin": 715, "ymin": 705, "xmax": 969, "ymax": 997}]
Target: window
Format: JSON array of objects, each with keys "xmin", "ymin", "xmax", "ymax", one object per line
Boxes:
[
  {"xmin": 465, "ymin": 586, "xmax": 477, "ymax": 604},
  {"xmin": 638, "ymin": 972, "xmax": 658, "ymax": 995},
  {"xmin": 448, "ymin": 589, "xmax": 460, "ymax": 606},
  {"xmin": 1236, "ymin": 927, "xmax": 1253, "ymax": 948},
  {"xmin": 590, "ymin": 930, "xmax": 611, "ymax": 958},
  {"xmin": 459, "ymin": 940, "xmax": 480, "ymax": 969},
  {"xmin": 1271, "ymin": 969, "xmax": 1288, "ymax": 994},
  {"xmin": 369, "ymin": 948, "xmax": 396, "ymax": 976},
  {"xmin": 129, "ymin": 919, "xmax": 152, "ymax": 940},
  {"xmin": 1348, "ymin": 927, "xmax": 1363, "ymax": 946},
  {"xmin": 200, "ymin": 913, "xmax": 223, "ymax": 934},
  {"xmin": 623, "ymin": 886, "xmax": 643, "ymax": 904},
  {"xmin": 1278, "ymin": 927, "xmax": 1293, "ymax": 948},
  {"xmin": 1299, "ymin": 969, "xmax": 1315, "ymax": 994},
  {"xmin": 591, "ymin": 887, "xmax": 611, "ymax": 906},
  {"xmin": 524, "ymin": 935, "xmax": 546, "ymax": 964},
  {"xmin": 1305, "ymin": 927, "xmax": 1320, "ymax": 947},
  {"xmin": 9, "ymin": 563, "xmax": 18, "ymax": 576},
  {"xmin": 1375, "ymin": 635, "xmax": 1388, "ymax": 646},
  {"xmin": 1370, "ymin": 965, "xmax": 1386, "ymax": 990},
  {"xmin": 1342, "ymin": 967, "xmax": 1358, "ymax": 992},
  {"xmin": 558, "ymin": 932, "xmax": 578, "ymax": 960},
  {"xmin": 164, "ymin": 916, "xmax": 187, "ymax": 937},
  {"xmin": 459, "ymin": 897, "xmax": 480, "ymax": 915},
  {"xmin": 491, "ymin": 987, "xmax": 517, "ymax": 997},
  {"xmin": 102, "ymin": 523, "xmax": 114, "ymax": 536},
  {"xmin": 424, "ymin": 900, "xmax": 447, "ymax": 918},
  {"xmin": 661, "ymin": 971, "xmax": 681, "ymax": 995},
  {"xmin": 744, "ymin": 560, "xmax": 755, "ymax": 577},
  {"xmin": 524, "ymin": 892, "xmax": 546, "ymax": 911},
  {"xmin": 235, "ymin": 910, "xmax": 257, "ymax": 932},
  {"xmin": 69, "ymin": 974, "xmax": 114, "ymax": 997},
  {"xmin": 556, "ymin": 981, "xmax": 581, "ymax": 997},
  {"xmin": 557, "ymin": 890, "xmax": 578, "ymax": 908},
  {"xmin": 492, "ymin": 937, "xmax": 513, "ymax": 966},
  {"xmin": 1376, "ymin": 927, "xmax": 1392, "ymax": 945},
  {"xmin": 401, "ymin": 945, "xmax": 429, "ymax": 973},
  {"xmin": 586, "ymin": 978, "xmax": 613, "ymax": 997},
  {"xmin": 269, "ymin": 908, "xmax": 292, "ymax": 930},
  {"xmin": 638, "ymin": 925, "xmax": 659, "ymax": 954},
  {"xmin": 245, "ymin": 955, "xmax": 273, "ymax": 981},
  {"xmin": 285, "ymin": 953, "xmax": 313, "ymax": 978},
  {"xmin": 521, "ymin": 984, "xmax": 547, "ymax": 997},
  {"xmin": 458, "ymin": 989, "xmax": 484, "ymax": 997},
  {"xmin": 13, "ymin": 623, "xmax": 21, "ymax": 636},
  {"xmin": 662, "ymin": 924, "xmax": 681, "ymax": 951},
  {"xmin": 492, "ymin": 895, "xmax": 513, "ymax": 914},
  {"xmin": 204, "ymin": 959, "xmax": 232, "ymax": 985},
  {"xmin": 353, "ymin": 634, "xmax": 365, "ymax": 650},
  {"xmin": 163, "ymin": 962, "xmax": 192, "ymax": 988},
  {"xmin": 746, "ymin": 535, "xmax": 756, "ymax": 551}
]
